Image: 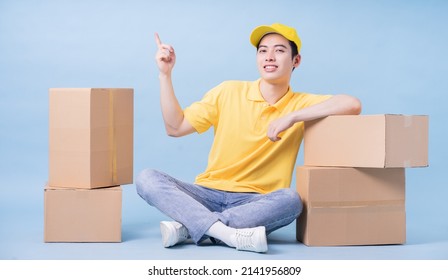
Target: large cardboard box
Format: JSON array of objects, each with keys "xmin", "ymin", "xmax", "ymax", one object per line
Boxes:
[
  {"xmin": 303, "ymin": 114, "xmax": 428, "ymax": 168},
  {"xmin": 296, "ymin": 166, "xmax": 406, "ymax": 246},
  {"xmin": 49, "ymin": 88, "xmax": 133, "ymax": 188},
  {"xmin": 44, "ymin": 186, "xmax": 122, "ymax": 242}
]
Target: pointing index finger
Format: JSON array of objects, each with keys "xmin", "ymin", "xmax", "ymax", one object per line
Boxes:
[{"xmin": 154, "ymin": 32, "xmax": 162, "ymax": 47}]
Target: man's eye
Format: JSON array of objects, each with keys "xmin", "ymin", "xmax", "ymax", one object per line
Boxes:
[
  {"xmin": 276, "ymin": 49, "xmax": 285, "ymax": 53},
  {"xmin": 258, "ymin": 49, "xmax": 267, "ymax": 53}
]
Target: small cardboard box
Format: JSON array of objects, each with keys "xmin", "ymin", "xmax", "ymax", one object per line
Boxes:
[
  {"xmin": 49, "ymin": 88, "xmax": 133, "ymax": 188},
  {"xmin": 44, "ymin": 186, "xmax": 122, "ymax": 242},
  {"xmin": 296, "ymin": 166, "xmax": 406, "ymax": 246},
  {"xmin": 303, "ymin": 114, "xmax": 428, "ymax": 168}
]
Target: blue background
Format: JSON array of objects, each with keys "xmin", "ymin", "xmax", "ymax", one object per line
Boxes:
[{"xmin": 0, "ymin": 0, "xmax": 447, "ymax": 260}]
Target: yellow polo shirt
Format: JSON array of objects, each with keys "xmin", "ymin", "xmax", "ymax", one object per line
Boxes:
[{"xmin": 184, "ymin": 79, "xmax": 332, "ymax": 194}]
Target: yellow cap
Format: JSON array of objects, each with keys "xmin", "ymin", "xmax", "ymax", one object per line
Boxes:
[{"xmin": 250, "ymin": 23, "xmax": 301, "ymax": 53}]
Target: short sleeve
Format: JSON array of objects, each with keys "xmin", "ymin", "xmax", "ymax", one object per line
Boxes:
[
  {"xmin": 295, "ymin": 93, "xmax": 333, "ymax": 110},
  {"xmin": 183, "ymin": 83, "xmax": 223, "ymax": 134}
]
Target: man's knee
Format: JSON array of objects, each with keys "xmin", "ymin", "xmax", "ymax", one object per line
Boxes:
[
  {"xmin": 278, "ymin": 188, "xmax": 303, "ymax": 217},
  {"xmin": 135, "ymin": 168, "xmax": 161, "ymax": 197}
]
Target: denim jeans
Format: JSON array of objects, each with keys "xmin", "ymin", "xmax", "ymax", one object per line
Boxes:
[{"xmin": 136, "ymin": 168, "xmax": 303, "ymax": 244}]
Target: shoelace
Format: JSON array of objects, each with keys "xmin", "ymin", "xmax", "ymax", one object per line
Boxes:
[{"xmin": 235, "ymin": 229, "xmax": 255, "ymax": 250}]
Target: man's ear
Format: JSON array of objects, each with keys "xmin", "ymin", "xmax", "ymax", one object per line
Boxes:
[{"xmin": 293, "ymin": 54, "xmax": 301, "ymax": 68}]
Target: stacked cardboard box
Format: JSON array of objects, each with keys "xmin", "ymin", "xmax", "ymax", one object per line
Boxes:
[
  {"xmin": 44, "ymin": 88, "xmax": 133, "ymax": 242},
  {"xmin": 296, "ymin": 114, "xmax": 428, "ymax": 246}
]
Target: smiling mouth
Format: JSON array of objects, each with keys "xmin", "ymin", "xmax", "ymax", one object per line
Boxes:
[{"xmin": 264, "ymin": 65, "xmax": 278, "ymax": 71}]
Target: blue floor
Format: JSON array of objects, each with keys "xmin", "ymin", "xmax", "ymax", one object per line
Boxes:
[{"xmin": 1, "ymin": 183, "xmax": 447, "ymax": 261}]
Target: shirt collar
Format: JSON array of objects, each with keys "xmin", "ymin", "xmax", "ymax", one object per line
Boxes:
[
  {"xmin": 248, "ymin": 79, "xmax": 294, "ymax": 112},
  {"xmin": 247, "ymin": 79, "xmax": 265, "ymax": 101}
]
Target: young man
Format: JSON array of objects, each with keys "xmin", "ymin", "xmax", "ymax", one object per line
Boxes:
[{"xmin": 136, "ymin": 23, "xmax": 361, "ymax": 253}]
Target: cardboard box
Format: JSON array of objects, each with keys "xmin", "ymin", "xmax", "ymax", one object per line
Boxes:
[
  {"xmin": 49, "ymin": 88, "xmax": 133, "ymax": 188},
  {"xmin": 296, "ymin": 166, "xmax": 406, "ymax": 246},
  {"xmin": 303, "ymin": 114, "xmax": 428, "ymax": 168},
  {"xmin": 44, "ymin": 186, "xmax": 122, "ymax": 242}
]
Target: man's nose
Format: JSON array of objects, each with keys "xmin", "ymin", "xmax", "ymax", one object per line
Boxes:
[{"xmin": 265, "ymin": 54, "xmax": 275, "ymax": 61}]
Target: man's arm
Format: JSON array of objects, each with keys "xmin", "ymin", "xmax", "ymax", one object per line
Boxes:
[
  {"xmin": 267, "ymin": 94, "xmax": 362, "ymax": 141},
  {"xmin": 155, "ymin": 33, "xmax": 196, "ymax": 137}
]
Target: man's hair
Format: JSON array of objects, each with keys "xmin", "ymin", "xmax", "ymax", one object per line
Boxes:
[{"xmin": 288, "ymin": 40, "xmax": 299, "ymax": 59}]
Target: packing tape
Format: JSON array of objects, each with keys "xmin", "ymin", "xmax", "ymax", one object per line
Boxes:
[
  {"xmin": 404, "ymin": 115, "xmax": 413, "ymax": 128},
  {"xmin": 109, "ymin": 89, "xmax": 118, "ymax": 185},
  {"xmin": 310, "ymin": 199, "xmax": 404, "ymax": 208},
  {"xmin": 76, "ymin": 189, "xmax": 89, "ymax": 200},
  {"xmin": 403, "ymin": 160, "xmax": 411, "ymax": 168}
]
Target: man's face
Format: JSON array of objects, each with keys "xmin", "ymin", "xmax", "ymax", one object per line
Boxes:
[{"xmin": 256, "ymin": 33, "xmax": 300, "ymax": 84}]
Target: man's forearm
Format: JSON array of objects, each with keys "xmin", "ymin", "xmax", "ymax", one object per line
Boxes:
[
  {"xmin": 290, "ymin": 94, "xmax": 362, "ymax": 123},
  {"xmin": 266, "ymin": 94, "xmax": 361, "ymax": 142},
  {"xmin": 159, "ymin": 73, "xmax": 185, "ymax": 135}
]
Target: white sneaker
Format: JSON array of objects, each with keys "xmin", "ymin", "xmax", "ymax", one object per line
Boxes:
[
  {"xmin": 234, "ymin": 226, "xmax": 268, "ymax": 253},
  {"xmin": 160, "ymin": 221, "xmax": 189, "ymax": 248}
]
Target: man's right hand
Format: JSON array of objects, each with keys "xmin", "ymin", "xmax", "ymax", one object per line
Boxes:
[{"xmin": 155, "ymin": 32, "xmax": 176, "ymax": 75}]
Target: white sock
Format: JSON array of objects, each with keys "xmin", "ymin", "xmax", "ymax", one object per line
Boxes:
[{"xmin": 205, "ymin": 221, "xmax": 237, "ymax": 247}]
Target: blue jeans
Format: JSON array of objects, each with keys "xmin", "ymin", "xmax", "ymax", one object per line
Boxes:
[{"xmin": 135, "ymin": 169, "xmax": 302, "ymax": 244}]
